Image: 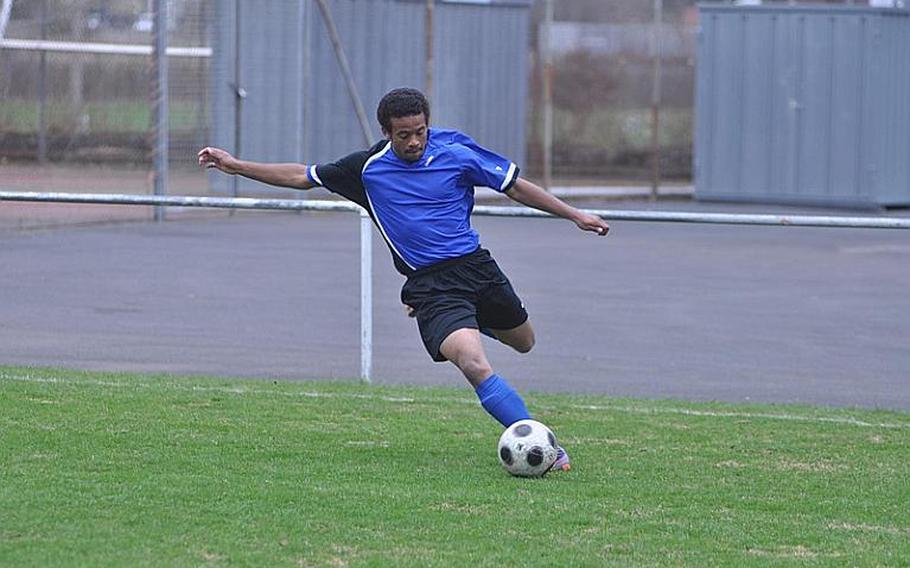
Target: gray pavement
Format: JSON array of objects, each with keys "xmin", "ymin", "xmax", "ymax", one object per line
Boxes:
[{"xmin": 2, "ymin": 198, "xmax": 909, "ymax": 410}]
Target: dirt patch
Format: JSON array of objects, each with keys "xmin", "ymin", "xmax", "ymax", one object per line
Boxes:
[
  {"xmin": 774, "ymin": 459, "xmax": 848, "ymax": 474},
  {"xmin": 827, "ymin": 522, "xmax": 909, "ymax": 536},
  {"xmin": 747, "ymin": 545, "xmax": 835, "ymax": 559}
]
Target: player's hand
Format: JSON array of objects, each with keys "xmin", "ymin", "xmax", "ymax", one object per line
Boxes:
[
  {"xmin": 574, "ymin": 212, "xmax": 610, "ymax": 236},
  {"xmin": 197, "ymin": 147, "xmax": 240, "ymax": 174}
]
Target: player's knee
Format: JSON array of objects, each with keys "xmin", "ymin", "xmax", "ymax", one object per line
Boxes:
[
  {"xmin": 455, "ymin": 353, "xmax": 493, "ymax": 382},
  {"xmin": 513, "ymin": 336, "xmax": 535, "ymax": 354},
  {"xmin": 507, "ymin": 331, "xmax": 534, "ymax": 354}
]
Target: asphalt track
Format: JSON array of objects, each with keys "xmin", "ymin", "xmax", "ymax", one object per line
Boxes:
[{"xmin": 2, "ymin": 199, "xmax": 909, "ymax": 410}]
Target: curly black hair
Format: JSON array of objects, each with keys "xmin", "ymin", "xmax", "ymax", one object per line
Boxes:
[{"xmin": 376, "ymin": 87, "xmax": 430, "ymax": 133}]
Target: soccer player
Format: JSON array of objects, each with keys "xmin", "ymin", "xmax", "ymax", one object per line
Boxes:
[{"xmin": 198, "ymin": 87, "xmax": 609, "ymax": 472}]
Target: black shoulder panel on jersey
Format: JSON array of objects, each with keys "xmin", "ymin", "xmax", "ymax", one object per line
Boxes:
[
  {"xmin": 313, "ymin": 151, "xmax": 368, "ymax": 208},
  {"xmin": 314, "ymin": 140, "xmax": 388, "ymax": 209}
]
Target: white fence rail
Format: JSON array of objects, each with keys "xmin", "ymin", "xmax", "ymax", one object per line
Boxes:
[
  {"xmin": 0, "ymin": 38, "xmax": 212, "ymax": 58},
  {"xmin": 3, "ymin": 191, "xmax": 909, "ymax": 229},
  {"xmin": 3, "ymin": 190, "xmax": 909, "ymax": 383}
]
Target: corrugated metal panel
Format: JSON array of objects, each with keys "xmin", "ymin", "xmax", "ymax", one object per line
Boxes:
[
  {"xmin": 211, "ymin": 0, "xmax": 530, "ymax": 195},
  {"xmin": 240, "ymin": 1, "xmax": 306, "ymax": 164},
  {"xmin": 306, "ymin": 0, "xmax": 425, "ymax": 164},
  {"xmin": 695, "ymin": 5, "xmax": 910, "ymax": 208},
  {"xmin": 433, "ymin": 1, "xmax": 529, "ymax": 164},
  {"xmin": 208, "ymin": 0, "xmax": 239, "ymax": 194},
  {"xmin": 876, "ymin": 13, "xmax": 910, "ymax": 205},
  {"xmin": 826, "ymin": 13, "xmax": 865, "ymax": 200},
  {"xmin": 210, "ymin": 0, "xmax": 308, "ymax": 195}
]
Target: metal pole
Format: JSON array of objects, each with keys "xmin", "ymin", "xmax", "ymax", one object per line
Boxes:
[
  {"xmin": 193, "ymin": 0, "xmax": 208, "ymax": 153},
  {"xmin": 0, "ymin": 39, "xmax": 211, "ymax": 56},
  {"xmin": 37, "ymin": 0, "xmax": 47, "ymax": 164},
  {"xmin": 542, "ymin": 0, "xmax": 554, "ymax": 192},
  {"xmin": 314, "ymin": 0, "xmax": 374, "ymax": 145},
  {"xmin": 69, "ymin": 12, "xmax": 84, "ymax": 124},
  {"xmin": 0, "ymin": 0, "xmax": 12, "ymax": 40},
  {"xmin": 650, "ymin": 0, "xmax": 663, "ymax": 202},
  {"xmin": 470, "ymin": 205, "xmax": 910, "ymax": 230},
  {"xmin": 360, "ymin": 209, "xmax": 373, "ymax": 383},
  {"xmin": 297, "ymin": 0, "xmax": 311, "ymax": 218},
  {"xmin": 425, "ymin": 0, "xmax": 434, "ymax": 101},
  {"xmin": 0, "ymin": 192, "xmax": 360, "ymax": 212},
  {"xmin": 152, "ymin": 0, "xmax": 168, "ymax": 222},
  {"xmin": 4, "ymin": 192, "xmax": 910, "ymax": 230},
  {"xmin": 301, "ymin": 0, "xmax": 311, "ymax": 164},
  {"xmin": 231, "ymin": 0, "xmax": 244, "ymax": 206}
]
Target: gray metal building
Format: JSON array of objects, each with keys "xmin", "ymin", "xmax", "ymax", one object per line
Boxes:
[
  {"xmin": 695, "ymin": 4, "xmax": 910, "ymax": 208},
  {"xmin": 210, "ymin": 0, "xmax": 531, "ymax": 195}
]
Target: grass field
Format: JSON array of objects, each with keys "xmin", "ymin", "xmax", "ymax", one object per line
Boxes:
[
  {"xmin": 2, "ymin": 367, "xmax": 909, "ymax": 567},
  {"xmin": 0, "ymin": 100, "xmax": 203, "ymax": 134}
]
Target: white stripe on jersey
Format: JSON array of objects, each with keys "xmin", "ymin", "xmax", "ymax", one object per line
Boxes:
[
  {"xmin": 361, "ymin": 142, "xmax": 417, "ymax": 272},
  {"xmin": 499, "ymin": 162, "xmax": 517, "ymax": 191},
  {"xmin": 308, "ymin": 165, "xmax": 323, "ymax": 186}
]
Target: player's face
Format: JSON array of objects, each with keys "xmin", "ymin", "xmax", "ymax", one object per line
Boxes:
[{"xmin": 385, "ymin": 114, "xmax": 428, "ymax": 162}]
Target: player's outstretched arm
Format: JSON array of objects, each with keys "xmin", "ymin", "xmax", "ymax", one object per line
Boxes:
[
  {"xmin": 505, "ymin": 177, "xmax": 609, "ymax": 236},
  {"xmin": 197, "ymin": 147, "xmax": 315, "ymax": 190}
]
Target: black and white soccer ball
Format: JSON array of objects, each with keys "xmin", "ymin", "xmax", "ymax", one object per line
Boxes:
[{"xmin": 497, "ymin": 419, "xmax": 559, "ymax": 477}]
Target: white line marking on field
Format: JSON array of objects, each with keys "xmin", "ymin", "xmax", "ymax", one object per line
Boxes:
[
  {"xmin": 568, "ymin": 404, "xmax": 910, "ymax": 429},
  {"xmin": 0, "ymin": 374, "xmax": 416, "ymax": 403},
  {"xmin": 3, "ymin": 373, "xmax": 909, "ymax": 429}
]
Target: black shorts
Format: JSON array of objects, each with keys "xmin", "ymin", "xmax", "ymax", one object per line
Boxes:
[{"xmin": 401, "ymin": 248, "xmax": 529, "ymax": 362}]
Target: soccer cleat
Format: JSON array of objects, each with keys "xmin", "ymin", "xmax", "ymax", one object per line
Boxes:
[{"xmin": 549, "ymin": 445, "xmax": 571, "ymax": 473}]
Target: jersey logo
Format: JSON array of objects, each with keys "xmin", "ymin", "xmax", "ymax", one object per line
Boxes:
[
  {"xmin": 425, "ymin": 154, "xmax": 435, "ymax": 166},
  {"xmin": 495, "ymin": 165, "xmax": 503, "ymax": 171}
]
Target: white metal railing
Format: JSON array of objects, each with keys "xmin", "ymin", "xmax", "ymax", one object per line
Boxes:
[
  {"xmin": 0, "ymin": 38, "xmax": 212, "ymax": 58},
  {"xmin": 3, "ymin": 190, "xmax": 909, "ymax": 383},
  {"xmin": 3, "ymin": 192, "xmax": 909, "ymax": 229}
]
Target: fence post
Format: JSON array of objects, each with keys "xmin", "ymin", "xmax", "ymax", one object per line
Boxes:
[
  {"xmin": 541, "ymin": 0, "xmax": 554, "ymax": 192},
  {"xmin": 650, "ymin": 0, "xmax": 664, "ymax": 201},
  {"xmin": 425, "ymin": 0, "xmax": 434, "ymax": 101},
  {"xmin": 360, "ymin": 208, "xmax": 373, "ymax": 383},
  {"xmin": 37, "ymin": 0, "xmax": 48, "ymax": 164},
  {"xmin": 152, "ymin": 0, "xmax": 168, "ymax": 222},
  {"xmin": 231, "ymin": 0, "xmax": 244, "ymax": 208}
]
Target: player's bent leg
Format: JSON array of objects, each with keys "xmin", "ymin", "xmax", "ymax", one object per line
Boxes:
[
  {"xmin": 439, "ymin": 328, "xmax": 532, "ymax": 428},
  {"xmin": 438, "ymin": 328, "xmax": 494, "ymax": 387},
  {"xmin": 473, "ymin": 373, "xmax": 532, "ymax": 428},
  {"xmin": 489, "ymin": 320, "xmax": 535, "ymax": 354}
]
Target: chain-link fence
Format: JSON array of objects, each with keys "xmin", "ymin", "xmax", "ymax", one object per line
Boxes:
[
  {"xmin": 0, "ymin": 0, "xmax": 212, "ymax": 224},
  {"xmin": 523, "ymin": 0, "xmax": 890, "ymax": 185},
  {"xmin": 526, "ymin": 0, "xmax": 696, "ymax": 184}
]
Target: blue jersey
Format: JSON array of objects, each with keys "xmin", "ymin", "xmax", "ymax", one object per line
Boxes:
[{"xmin": 306, "ymin": 128, "xmax": 519, "ymax": 275}]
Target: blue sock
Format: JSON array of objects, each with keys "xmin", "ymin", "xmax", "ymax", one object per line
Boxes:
[{"xmin": 474, "ymin": 374, "xmax": 531, "ymax": 427}]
